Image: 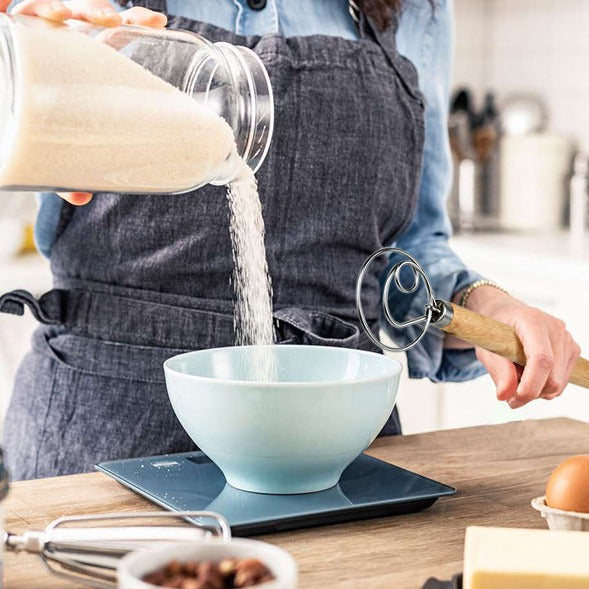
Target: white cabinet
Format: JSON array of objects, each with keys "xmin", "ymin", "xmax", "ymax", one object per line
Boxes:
[{"xmin": 395, "ymin": 233, "xmax": 589, "ymax": 434}]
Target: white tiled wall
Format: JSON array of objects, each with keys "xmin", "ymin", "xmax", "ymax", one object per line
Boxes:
[{"xmin": 454, "ymin": 0, "xmax": 589, "ymax": 145}]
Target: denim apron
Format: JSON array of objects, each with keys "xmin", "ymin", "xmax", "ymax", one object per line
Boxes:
[{"xmin": 0, "ymin": 3, "xmax": 424, "ymax": 479}]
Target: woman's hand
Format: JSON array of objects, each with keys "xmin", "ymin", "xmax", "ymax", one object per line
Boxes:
[
  {"xmin": 2, "ymin": 0, "xmax": 167, "ymax": 205},
  {"xmin": 4, "ymin": 0, "xmax": 167, "ymax": 27},
  {"xmin": 462, "ymin": 286, "xmax": 581, "ymax": 409}
]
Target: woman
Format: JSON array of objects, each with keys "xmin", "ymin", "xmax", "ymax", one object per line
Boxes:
[{"xmin": 0, "ymin": 0, "xmax": 580, "ymax": 480}]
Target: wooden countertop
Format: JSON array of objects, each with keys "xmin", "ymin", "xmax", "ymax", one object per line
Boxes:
[{"xmin": 6, "ymin": 418, "xmax": 589, "ymax": 589}]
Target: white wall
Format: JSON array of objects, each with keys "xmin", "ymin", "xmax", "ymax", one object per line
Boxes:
[
  {"xmin": 453, "ymin": 0, "xmax": 487, "ymax": 97},
  {"xmin": 454, "ymin": 0, "xmax": 589, "ymax": 145}
]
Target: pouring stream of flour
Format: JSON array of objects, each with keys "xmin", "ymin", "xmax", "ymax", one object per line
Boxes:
[{"xmin": 0, "ymin": 16, "xmax": 276, "ymax": 376}]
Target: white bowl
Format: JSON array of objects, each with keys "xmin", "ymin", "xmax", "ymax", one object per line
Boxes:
[
  {"xmin": 531, "ymin": 496, "xmax": 589, "ymax": 531},
  {"xmin": 164, "ymin": 345, "xmax": 401, "ymax": 494},
  {"xmin": 118, "ymin": 538, "xmax": 297, "ymax": 589}
]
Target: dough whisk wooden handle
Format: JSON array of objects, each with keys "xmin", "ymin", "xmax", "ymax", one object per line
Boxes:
[
  {"xmin": 440, "ymin": 302, "xmax": 589, "ymax": 390},
  {"xmin": 356, "ymin": 246, "xmax": 589, "ymax": 389}
]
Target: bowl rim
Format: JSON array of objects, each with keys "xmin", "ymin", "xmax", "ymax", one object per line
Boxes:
[
  {"xmin": 531, "ymin": 495, "xmax": 589, "ymax": 520},
  {"xmin": 163, "ymin": 344, "xmax": 402, "ymax": 388},
  {"xmin": 118, "ymin": 537, "xmax": 297, "ymax": 589}
]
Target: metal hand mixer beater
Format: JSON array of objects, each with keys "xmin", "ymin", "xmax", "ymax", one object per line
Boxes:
[
  {"xmin": 4, "ymin": 511, "xmax": 231, "ymax": 588},
  {"xmin": 356, "ymin": 247, "xmax": 589, "ymax": 389}
]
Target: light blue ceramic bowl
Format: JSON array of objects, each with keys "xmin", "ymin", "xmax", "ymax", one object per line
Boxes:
[{"xmin": 164, "ymin": 345, "xmax": 402, "ymax": 494}]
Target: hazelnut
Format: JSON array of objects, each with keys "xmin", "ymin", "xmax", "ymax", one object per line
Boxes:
[
  {"xmin": 197, "ymin": 562, "xmax": 224, "ymax": 589},
  {"xmin": 233, "ymin": 559, "xmax": 269, "ymax": 587},
  {"xmin": 183, "ymin": 562, "xmax": 199, "ymax": 576},
  {"xmin": 219, "ymin": 558, "xmax": 237, "ymax": 576},
  {"xmin": 143, "ymin": 571, "xmax": 167, "ymax": 585},
  {"xmin": 162, "ymin": 575, "xmax": 185, "ymax": 588},
  {"xmin": 165, "ymin": 561, "xmax": 183, "ymax": 576},
  {"xmin": 143, "ymin": 557, "xmax": 273, "ymax": 588}
]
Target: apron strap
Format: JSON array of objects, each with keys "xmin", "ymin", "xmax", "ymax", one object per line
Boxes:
[
  {"xmin": 355, "ymin": 2, "xmax": 400, "ymax": 62},
  {"xmin": 133, "ymin": 0, "xmax": 401, "ymax": 72},
  {"xmin": 131, "ymin": 0, "xmax": 167, "ymax": 12},
  {"xmin": 354, "ymin": 3, "xmax": 424, "ymax": 105},
  {"xmin": 0, "ymin": 289, "xmax": 372, "ymax": 350},
  {"xmin": 0, "ymin": 288, "xmax": 236, "ymax": 348}
]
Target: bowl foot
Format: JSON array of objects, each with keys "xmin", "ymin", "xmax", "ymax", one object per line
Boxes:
[{"xmin": 225, "ymin": 474, "xmax": 340, "ymax": 495}]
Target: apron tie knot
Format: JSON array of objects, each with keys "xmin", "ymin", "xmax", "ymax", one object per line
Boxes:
[{"xmin": 0, "ymin": 289, "xmax": 63, "ymax": 325}]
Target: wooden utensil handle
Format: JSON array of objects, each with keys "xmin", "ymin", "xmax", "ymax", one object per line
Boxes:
[{"xmin": 441, "ymin": 303, "xmax": 589, "ymax": 390}]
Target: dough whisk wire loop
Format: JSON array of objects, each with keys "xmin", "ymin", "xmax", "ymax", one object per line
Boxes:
[
  {"xmin": 355, "ymin": 247, "xmax": 589, "ymax": 389},
  {"xmin": 356, "ymin": 247, "xmax": 446, "ymax": 353}
]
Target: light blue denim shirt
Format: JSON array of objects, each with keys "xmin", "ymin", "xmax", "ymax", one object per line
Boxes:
[{"xmin": 31, "ymin": 0, "xmax": 485, "ymax": 382}]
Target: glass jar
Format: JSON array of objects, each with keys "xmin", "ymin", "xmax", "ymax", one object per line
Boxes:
[{"xmin": 0, "ymin": 15, "xmax": 273, "ymax": 194}]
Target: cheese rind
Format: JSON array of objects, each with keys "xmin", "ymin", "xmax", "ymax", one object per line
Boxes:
[{"xmin": 464, "ymin": 526, "xmax": 589, "ymax": 589}]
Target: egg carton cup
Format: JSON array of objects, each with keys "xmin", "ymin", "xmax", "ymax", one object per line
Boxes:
[{"xmin": 531, "ymin": 496, "xmax": 589, "ymax": 531}]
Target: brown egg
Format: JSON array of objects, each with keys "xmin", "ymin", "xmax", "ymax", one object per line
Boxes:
[{"xmin": 545, "ymin": 455, "xmax": 589, "ymax": 512}]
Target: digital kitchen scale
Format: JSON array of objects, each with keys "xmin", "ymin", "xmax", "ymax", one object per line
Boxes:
[{"xmin": 97, "ymin": 452, "xmax": 456, "ymax": 536}]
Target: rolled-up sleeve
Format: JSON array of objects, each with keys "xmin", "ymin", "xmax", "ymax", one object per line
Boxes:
[{"xmin": 387, "ymin": 0, "xmax": 486, "ymax": 382}]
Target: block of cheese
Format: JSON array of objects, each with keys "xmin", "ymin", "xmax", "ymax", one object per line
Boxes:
[{"xmin": 464, "ymin": 526, "xmax": 589, "ymax": 589}]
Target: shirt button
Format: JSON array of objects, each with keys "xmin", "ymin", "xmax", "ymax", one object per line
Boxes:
[{"xmin": 247, "ymin": 0, "xmax": 267, "ymax": 10}]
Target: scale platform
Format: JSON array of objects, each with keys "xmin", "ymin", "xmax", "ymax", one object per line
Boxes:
[{"xmin": 97, "ymin": 452, "xmax": 456, "ymax": 536}]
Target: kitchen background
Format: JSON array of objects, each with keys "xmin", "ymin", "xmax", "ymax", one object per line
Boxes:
[
  {"xmin": 453, "ymin": 0, "xmax": 589, "ymax": 142},
  {"xmin": 1, "ymin": 0, "xmax": 589, "ymax": 435}
]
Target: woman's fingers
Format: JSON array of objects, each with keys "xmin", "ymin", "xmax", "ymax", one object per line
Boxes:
[
  {"xmin": 512, "ymin": 313, "xmax": 556, "ymax": 404},
  {"xmin": 10, "ymin": 0, "xmax": 166, "ymax": 28},
  {"xmin": 503, "ymin": 311, "xmax": 579, "ymax": 407},
  {"xmin": 476, "ymin": 348, "xmax": 519, "ymax": 402},
  {"xmin": 12, "ymin": 0, "xmax": 72, "ymax": 21},
  {"xmin": 120, "ymin": 6, "xmax": 167, "ymax": 28},
  {"xmin": 540, "ymin": 330, "xmax": 580, "ymax": 399},
  {"xmin": 63, "ymin": 0, "xmax": 122, "ymax": 26},
  {"xmin": 57, "ymin": 192, "xmax": 93, "ymax": 205},
  {"xmin": 11, "ymin": 1, "xmax": 166, "ymax": 28},
  {"xmin": 477, "ymin": 348, "xmax": 526, "ymax": 408},
  {"xmin": 12, "ymin": 0, "xmax": 119, "ymax": 25},
  {"xmin": 463, "ymin": 287, "xmax": 581, "ymax": 408}
]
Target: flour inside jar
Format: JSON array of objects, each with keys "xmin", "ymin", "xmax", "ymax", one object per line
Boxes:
[
  {"xmin": 1, "ymin": 19, "xmax": 277, "ymax": 377},
  {"xmin": 0, "ymin": 19, "xmax": 237, "ymax": 193}
]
